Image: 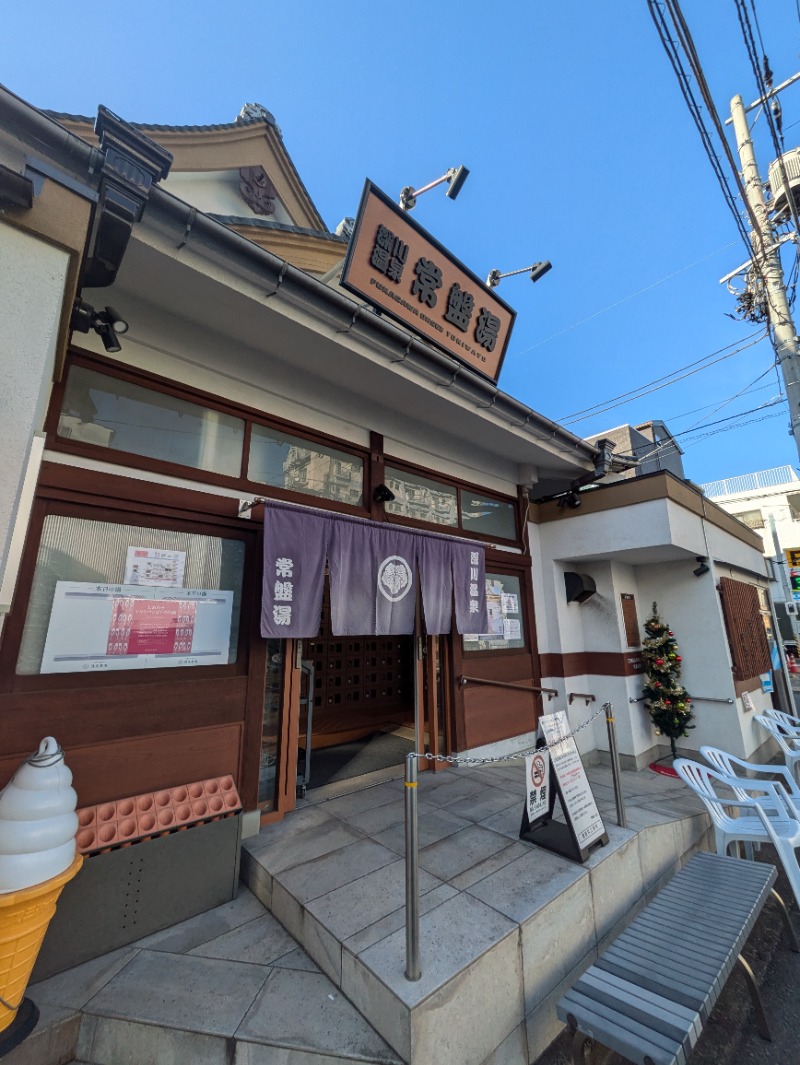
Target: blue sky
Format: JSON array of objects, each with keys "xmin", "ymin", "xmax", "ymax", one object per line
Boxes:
[{"xmin": 4, "ymin": 2, "xmax": 800, "ymax": 485}]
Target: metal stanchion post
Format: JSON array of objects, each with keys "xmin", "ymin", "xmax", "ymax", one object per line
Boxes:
[
  {"xmin": 605, "ymin": 703, "xmax": 627, "ymax": 828},
  {"xmin": 404, "ymin": 751, "xmax": 421, "ymax": 981}
]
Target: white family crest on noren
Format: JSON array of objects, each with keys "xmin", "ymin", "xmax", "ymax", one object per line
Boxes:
[{"xmin": 377, "ymin": 555, "xmax": 413, "ymax": 602}]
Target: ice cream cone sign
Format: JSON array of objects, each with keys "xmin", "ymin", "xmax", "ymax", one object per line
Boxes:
[{"xmin": 0, "ymin": 738, "xmax": 83, "ymax": 1039}]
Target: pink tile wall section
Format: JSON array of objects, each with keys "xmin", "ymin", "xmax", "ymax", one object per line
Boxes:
[{"xmin": 75, "ymin": 775, "xmax": 241, "ymax": 854}]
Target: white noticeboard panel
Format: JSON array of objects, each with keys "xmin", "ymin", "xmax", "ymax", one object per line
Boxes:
[
  {"xmin": 41, "ymin": 581, "xmax": 234, "ymax": 674},
  {"xmin": 539, "ymin": 711, "xmax": 606, "ymax": 851}
]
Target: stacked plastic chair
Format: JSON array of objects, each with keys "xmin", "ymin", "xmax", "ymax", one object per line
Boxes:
[
  {"xmin": 673, "ymin": 757, "xmax": 800, "ymax": 909},
  {"xmin": 754, "ymin": 714, "xmax": 800, "ymax": 785}
]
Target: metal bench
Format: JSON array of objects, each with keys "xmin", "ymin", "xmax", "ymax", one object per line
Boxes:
[{"xmin": 556, "ymin": 851, "xmax": 799, "ymax": 1065}]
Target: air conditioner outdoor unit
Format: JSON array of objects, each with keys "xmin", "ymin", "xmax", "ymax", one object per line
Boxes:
[{"xmin": 768, "ymin": 148, "xmax": 800, "ymax": 219}]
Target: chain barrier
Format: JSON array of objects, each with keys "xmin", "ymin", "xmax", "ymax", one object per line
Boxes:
[
  {"xmin": 411, "ymin": 701, "xmax": 609, "ymax": 769},
  {"xmin": 404, "ymin": 699, "xmax": 625, "ymax": 981}
]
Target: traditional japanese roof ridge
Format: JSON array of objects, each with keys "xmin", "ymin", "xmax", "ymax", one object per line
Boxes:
[
  {"xmin": 43, "ymin": 106, "xmax": 329, "ymax": 235},
  {"xmin": 43, "ymin": 111, "xmax": 276, "ymax": 133},
  {"xmin": 208, "ymin": 216, "xmax": 347, "ymax": 243}
]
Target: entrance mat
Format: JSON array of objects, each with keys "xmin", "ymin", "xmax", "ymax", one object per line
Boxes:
[{"xmin": 305, "ymin": 730, "xmax": 415, "ymax": 789}]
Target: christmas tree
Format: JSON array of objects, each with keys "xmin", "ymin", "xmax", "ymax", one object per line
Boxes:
[{"xmin": 641, "ymin": 602, "xmax": 694, "ymax": 759}]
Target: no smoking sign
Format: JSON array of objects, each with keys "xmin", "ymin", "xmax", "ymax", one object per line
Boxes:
[{"xmin": 525, "ymin": 750, "xmax": 550, "ymax": 822}]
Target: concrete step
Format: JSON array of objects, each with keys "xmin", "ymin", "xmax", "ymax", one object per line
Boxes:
[
  {"xmin": 19, "ymin": 888, "xmax": 401, "ymax": 1065},
  {"xmin": 240, "ymin": 768, "xmax": 713, "ymax": 1065}
]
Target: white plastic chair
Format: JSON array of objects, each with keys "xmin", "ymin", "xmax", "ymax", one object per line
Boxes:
[
  {"xmin": 700, "ymin": 745, "xmax": 800, "ymax": 817},
  {"xmin": 673, "ymin": 758, "xmax": 800, "ymax": 909},
  {"xmin": 755, "ymin": 714, "xmax": 800, "ymax": 784},
  {"xmin": 764, "ymin": 707, "xmax": 800, "ymax": 732}
]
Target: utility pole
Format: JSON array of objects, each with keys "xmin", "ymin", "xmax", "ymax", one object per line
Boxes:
[{"xmin": 730, "ymin": 92, "xmax": 800, "ymax": 462}]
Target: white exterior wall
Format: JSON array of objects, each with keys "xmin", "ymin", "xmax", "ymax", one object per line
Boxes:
[
  {"xmin": 161, "ymin": 171, "xmax": 295, "ymax": 226},
  {"xmin": 0, "ymin": 223, "xmax": 68, "ymax": 630},
  {"xmin": 532, "ymin": 493, "xmax": 773, "ymax": 764}
]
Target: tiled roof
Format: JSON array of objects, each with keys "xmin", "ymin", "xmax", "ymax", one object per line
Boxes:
[{"xmin": 44, "ymin": 111, "xmax": 275, "ymax": 133}]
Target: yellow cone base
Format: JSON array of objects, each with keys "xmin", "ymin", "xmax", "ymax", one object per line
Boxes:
[
  {"xmin": 0, "ymin": 855, "xmax": 83, "ymax": 1034},
  {"xmin": 0, "ymin": 997, "xmax": 38, "ymax": 1057}
]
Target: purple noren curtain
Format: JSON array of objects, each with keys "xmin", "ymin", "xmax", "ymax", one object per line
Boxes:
[{"xmin": 260, "ymin": 502, "xmax": 488, "ymax": 638}]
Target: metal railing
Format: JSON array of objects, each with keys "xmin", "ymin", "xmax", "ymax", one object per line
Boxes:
[
  {"xmin": 404, "ymin": 701, "xmax": 624, "ymax": 980},
  {"xmin": 459, "ymin": 675, "xmax": 559, "ymax": 700},
  {"xmin": 629, "ymin": 695, "xmax": 734, "ymax": 705},
  {"xmin": 569, "ymin": 692, "xmax": 596, "ymax": 705}
]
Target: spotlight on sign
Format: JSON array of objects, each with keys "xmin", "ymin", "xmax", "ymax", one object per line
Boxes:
[
  {"xmin": 399, "ymin": 165, "xmax": 470, "ymax": 212},
  {"xmin": 486, "ymin": 261, "xmax": 552, "ymax": 289}
]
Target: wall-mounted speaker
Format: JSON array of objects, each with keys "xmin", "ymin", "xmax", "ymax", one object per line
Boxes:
[{"xmin": 564, "ymin": 572, "xmax": 597, "ymax": 604}]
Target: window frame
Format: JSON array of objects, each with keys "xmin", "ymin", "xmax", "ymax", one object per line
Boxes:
[
  {"xmin": 733, "ymin": 509, "xmax": 765, "ymax": 530},
  {"xmin": 382, "ymin": 454, "xmax": 522, "ymax": 548},
  {"xmin": 0, "ymin": 490, "xmax": 256, "ymax": 695},
  {"xmin": 47, "ymin": 351, "xmax": 371, "ymax": 518}
]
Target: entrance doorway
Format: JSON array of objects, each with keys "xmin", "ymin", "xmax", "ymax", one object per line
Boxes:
[{"xmin": 297, "ymin": 584, "xmax": 416, "ymax": 792}]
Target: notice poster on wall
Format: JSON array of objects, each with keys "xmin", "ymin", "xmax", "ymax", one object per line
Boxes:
[
  {"xmin": 124, "ymin": 547, "xmax": 186, "ymax": 588},
  {"xmin": 41, "ymin": 581, "xmax": 233, "ymax": 674},
  {"xmin": 464, "ymin": 574, "xmax": 525, "ymax": 651}
]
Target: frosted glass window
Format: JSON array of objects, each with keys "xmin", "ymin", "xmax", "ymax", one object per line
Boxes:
[
  {"xmin": 58, "ymin": 365, "xmax": 244, "ymax": 477},
  {"xmin": 17, "ymin": 516, "xmax": 245, "ymax": 675},
  {"xmin": 249, "ymin": 425, "xmax": 364, "ymax": 506},
  {"xmin": 384, "ymin": 467, "xmax": 458, "ymax": 526},
  {"xmin": 460, "ymin": 493, "xmax": 516, "ymax": 539}
]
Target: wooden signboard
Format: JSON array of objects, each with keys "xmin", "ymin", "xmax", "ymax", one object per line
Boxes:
[
  {"xmin": 520, "ymin": 710, "xmax": 608, "ymax": 863},
  {"xmin": 340, "ymin": 181, "xmax": 516, "ymax": 382}
]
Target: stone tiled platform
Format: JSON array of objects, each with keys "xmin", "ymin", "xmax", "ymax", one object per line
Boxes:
[{"xmin": 8, "ymin": 762, "xmax": 710, "ymax": 1065}]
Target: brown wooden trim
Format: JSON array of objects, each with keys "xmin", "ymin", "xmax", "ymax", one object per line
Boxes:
[
  {"xmin": 620, "ymin": 593, "xmax": 641, "ymax": 648},
  {"xmin": 369, "ymin": 431, "xmax": 385, "ymax": 522},
  {"xmin": 49, "ymin": 349, "xmax": 372, "ymax": 517},
  {"xmin": 734, "ymin": 676, "xmax": 762, "ymax": 696},
  {"xmin": 239, "ymin": 518, "xmax": 267, "ymax": 811},
  {"xmin": 541, "ymin": 650, "xmax": 645, "ymax": 678},
  {"xmin": 0, "ymin": 487, "xmax": 256, "ymax": 693},
  {"xmin": 275, "ymin": 642, "xmax": 301, "ymax": 815},
  {"xmin": 530, "ymin": 470, "xmax": 765, "ymax": 553},
  {"xmin": 0, "ymin": 678, "xmax": 247, "ymax": 753},
  {"xmin": 0, "ymin": 723, "xmax": 243, "ymax": 808},
  {"xmin": 50, "ymin": 351, "xmax": 526, "ymax": 541},
  {"xmin": 38, "ymin": 461, "xmax": 242, "ymax": 521}
]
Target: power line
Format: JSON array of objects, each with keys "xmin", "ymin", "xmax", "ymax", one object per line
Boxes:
[
  {"xmin": 665, "ymin": 379, "xmax": 776, "ymax": 422},
  {"xmin": 647, "ymin": 0, "xmax": 757, "ymax": 258},
  {"xmin": 513, "ymin": 242, "xmax": 739, "ymax": 356},
  {"xmin": 559, "ymin": 329, "xmax": 767, "ymax": 424}
]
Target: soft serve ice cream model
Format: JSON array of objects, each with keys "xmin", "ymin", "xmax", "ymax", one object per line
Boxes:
[{"xmin": 0, "ymin": 737, "xmax": 82, "ymax": 1041}]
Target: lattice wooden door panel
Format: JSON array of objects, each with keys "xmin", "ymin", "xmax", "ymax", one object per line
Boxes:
[{"xmin": 302, "ymin": 583, "xmax": 413, "ymax": 744}]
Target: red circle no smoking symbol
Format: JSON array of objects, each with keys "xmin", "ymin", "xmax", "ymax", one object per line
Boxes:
[{"xmin": 530, "ymin": 754, "xmax": 546, "ymax": 788}]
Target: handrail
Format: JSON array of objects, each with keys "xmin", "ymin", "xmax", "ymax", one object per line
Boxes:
[
  {"xmin": 629, "ymin": 695, "xmax": 734, "ymax": 705},
  {"xmin": 569, "ymin": 692, "xmax": 596, "ymax": 706},
  {"xmin": 459, "ymin": 676, "xmax": 558, "ymax": 700}
]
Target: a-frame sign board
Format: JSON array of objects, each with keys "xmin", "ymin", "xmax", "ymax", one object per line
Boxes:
[{"xmin": 520, "ymin": 710, "xmax": 608, "ymax": 863}]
